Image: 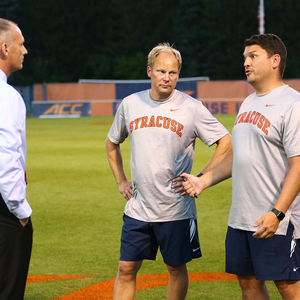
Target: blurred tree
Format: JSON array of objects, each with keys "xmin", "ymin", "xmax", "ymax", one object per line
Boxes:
[
  {"xmin": 174, "ymin": 0, "xmax": 258, "ymax": 79},
  {"xmin": 2, "ymin": 0, "xmax": 300, "ymax": 85},
  {"xmin": 15, "ymin": 0, "xmax": 180, "ymax": 83},
  {"xmin": 264, "ymin": 0, "xmax": 300, "ymax": 79},
  {"xmin": 0, "ymin": 0, "xmax": 20, "ymax": 20}
]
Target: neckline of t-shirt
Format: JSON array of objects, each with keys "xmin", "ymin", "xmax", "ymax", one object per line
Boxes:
[
  {"xmin": 148, "ymin": 89, "xmax": 177, "ymax": 104},
  {"xmin": 256, "ymin": 84, "xmax": 286, "ymax": 97}
]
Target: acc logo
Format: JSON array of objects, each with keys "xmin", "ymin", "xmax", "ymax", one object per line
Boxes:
[
  {"xmin": 38, "ymin": 102, "xmax": 91, "ymax": 117},
  {"xmin": 43, "ymin": 104, "xmax": 83, "ymax": 116}
]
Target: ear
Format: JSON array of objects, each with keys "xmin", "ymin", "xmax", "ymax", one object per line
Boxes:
[
  {"xmin": 147, "ymin": 66, "xmax": 152, "ymax": 78},
  {"xmin": 272, "ymin": 54, "xmax": 281, "ymax": 70},
  {"xmin": 0, "ymin": 42, "xmax": 10, "ymax": 60}
]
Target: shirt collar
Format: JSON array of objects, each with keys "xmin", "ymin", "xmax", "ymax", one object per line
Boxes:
[{"xmin": 0, "ymin": 69, "xmax": 7, "ymax": 83}]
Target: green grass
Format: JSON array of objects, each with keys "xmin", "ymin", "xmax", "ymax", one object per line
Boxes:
[{"xmin": 24, "ymin": 115, "xmax": 281, "ymax": 299}]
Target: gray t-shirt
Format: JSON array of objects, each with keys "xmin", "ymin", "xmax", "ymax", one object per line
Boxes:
[
  {"xmin": 108, "ymin": 89, "xmax": 229, "ymax": 222},
  {"xmin": 229, "ymin": 85, "xmax": 300, "ymax": 238}
]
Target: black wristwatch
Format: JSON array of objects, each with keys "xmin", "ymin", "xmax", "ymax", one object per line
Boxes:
[{"xmin": 271, "ymin": 208, "xmax": 285, "ymax": 221}]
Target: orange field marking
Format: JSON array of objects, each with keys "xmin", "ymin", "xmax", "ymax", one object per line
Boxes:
[
  {"xmin": 50, "ymin": 272, "xmax": 237, "ymax": 300},
  {"xmin": 27, "ymin": 275, "xmax": 93, "ymax": 283}
]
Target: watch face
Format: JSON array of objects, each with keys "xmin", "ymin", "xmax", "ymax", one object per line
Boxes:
[
  {"xmin": 277, "ymin": 212, "xmax": 285, "ymax": 221},
  {"xmin": 271, "ymin": 208, "xmax": 285, "ymax": 221}
]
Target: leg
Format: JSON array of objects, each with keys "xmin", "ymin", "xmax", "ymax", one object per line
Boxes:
[
  {"xmin": 0, "ymin": 198, "xmax": 33, "ymax": 300},
  {"xmin": 113, "ymin": 260, "xmax": 143, "ymax": 300},
  {"xmin": 274, "ymin": 280, "xmax": 300, "ymax": 300},
  {"xmin": 152, "ymin": 219, "xmax": 200, "ymax": 299},
  {"xmin": 0, "ymin": 219, "xmax": 32, "ymax": 300},
  {"xmin": 237, "ymin": 275, "xmax": 270, "ymax": 300},
  {"xmin": 166, "ymin": 264, "xmax": 189, "ymax": 300}
]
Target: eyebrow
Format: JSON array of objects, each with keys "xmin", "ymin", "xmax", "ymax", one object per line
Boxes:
[{"xmin": 243, "ymin": 50, "xmax": 259, "ymax": 57}]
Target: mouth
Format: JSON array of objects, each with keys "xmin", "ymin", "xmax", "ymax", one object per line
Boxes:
[{"xmin": 245, "ymin": 69, "xmax": 252, "ymax": 76}]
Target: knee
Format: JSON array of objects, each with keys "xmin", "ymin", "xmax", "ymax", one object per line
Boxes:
[
  {"xmin": 167, "ymin": 264, "xmax": 188, "ymax": 279},
  {"xmin": 117, "ymin": 261, "xmax": 141, "ymax": 280},
  {"xmin": 277, "ymin": 285, "xmax": 293, "ymax": 299},
  {"xmin": 275, "ymin": 280, "xmax": 300, "ymax": 300},
  {"xmin": 237, "ymin": 275, "xmax": 267, "ymax": 295}
]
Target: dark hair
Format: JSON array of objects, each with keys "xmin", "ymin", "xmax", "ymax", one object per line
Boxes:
[{"xmin": 244, "ymin": 33, "xmax": 287, "ymax": 78}]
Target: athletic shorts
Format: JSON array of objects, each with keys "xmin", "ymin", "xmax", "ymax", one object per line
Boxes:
[
  {"xmin": 225, "ymin": 223, "xmax": 300, "ymax": 281},
  {"xmin": 119, "ymin": 214, "xmax": 202, "ymax": 266}
]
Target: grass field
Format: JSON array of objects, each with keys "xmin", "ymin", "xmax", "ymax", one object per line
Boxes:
[{"xmin": 24, "ymin": 115, "xmax": 282, "ymax": 299}]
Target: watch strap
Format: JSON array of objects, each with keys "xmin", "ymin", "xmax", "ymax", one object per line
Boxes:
[{"xmin": 271, "ymin": 208, "xmax": 285, "ymax": 221}]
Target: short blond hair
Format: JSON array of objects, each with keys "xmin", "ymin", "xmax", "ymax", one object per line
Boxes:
[{"xmin": 147, "ymin": 42, "xmax": 182, "ymax": 72}]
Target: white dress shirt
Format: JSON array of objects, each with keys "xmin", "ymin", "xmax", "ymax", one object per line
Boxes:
[{"xmin": 0, "ymin": 69, "xmax": 32, "ymax": 219}]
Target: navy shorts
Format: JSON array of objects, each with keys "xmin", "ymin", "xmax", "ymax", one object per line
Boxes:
[
  {"xmin": 120, "ymin": 214, "xmax": 202, "ymax": 266},
  {"xmin": 225, "ymin": 223, "xmax": 300, "ymax": 281}
]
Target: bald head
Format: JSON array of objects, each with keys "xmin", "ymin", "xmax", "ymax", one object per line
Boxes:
[
  {"xmin": 0, "ymin": 18, "xmax": 16, "ymax": 46},
  {"xmin": 0, "ymin": 18, "xmax": 27, "ymax": 77}
]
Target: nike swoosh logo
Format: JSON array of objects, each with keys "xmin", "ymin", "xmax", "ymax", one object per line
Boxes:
[
  {"xmin": 265, "ymin": 104, "xmax": 275, "ymax": 107},
  {"xmin": 293, "ymin": 267, "xmax": 299, "ymax": 271},
  {"xmin": 193, "ymin": 247, "xmax": 200, "ymax": 252},
  {"xmin": 170, "ymin": 108, "xmax": 180, "ymax": 112}
]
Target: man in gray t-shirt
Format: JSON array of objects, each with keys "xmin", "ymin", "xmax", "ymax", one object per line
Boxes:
[
  {"xmin": 181, "ymin": 34, "xmax": 300, "ymax": 299},
  {"xmin": 106, "ymin": 43, "xmax": 231, "ymax": 300}
]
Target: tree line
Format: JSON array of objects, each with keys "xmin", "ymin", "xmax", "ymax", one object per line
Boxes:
[{"xmin": 1, "ymin": 0, "xmax": 300, "ymax": 85}]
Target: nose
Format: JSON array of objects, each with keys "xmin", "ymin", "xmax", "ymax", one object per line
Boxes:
[
  {"xmin": 163, "ymin": 73, "xmax": 170, "ymax": 81},
  {"xmin": 23, "ymin": 46, "xmax": 28, "ymax": 55},
  {"xmin": 244, "ymin": 57, "xmax": 250, "ymax": 67}
]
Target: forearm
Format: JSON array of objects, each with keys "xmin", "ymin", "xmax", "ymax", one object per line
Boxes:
[
  {"xmin": 179, "ymin": 151, "xmax": 233, "ymax": 198},
  {"xmin": 201, "ymin": 133, "xmax": 232, "ymax": 174},
  {"xmin": 201, "ymin": 151, "xmax": 233, "ymax": 189},
  {"xmin": 273, "ymin": 157, "xmax": 300, "ymax": 213},
  {"xmin": 106, "ymin": 137, "xmax": 133, "ymax": 200},
  {"xmin": 106, "ymin": 137, "xmax": 127, "ymax": 184}
]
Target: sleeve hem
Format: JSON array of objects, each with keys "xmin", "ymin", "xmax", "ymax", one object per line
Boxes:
[{"xmin": 11, "ymin": 200, "xmax": 32, "ymax": 219}]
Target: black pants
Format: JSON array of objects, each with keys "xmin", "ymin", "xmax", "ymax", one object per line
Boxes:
[{"xmin": 0, "ymin": 195, "xmax": 33, "ymax": 300}]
